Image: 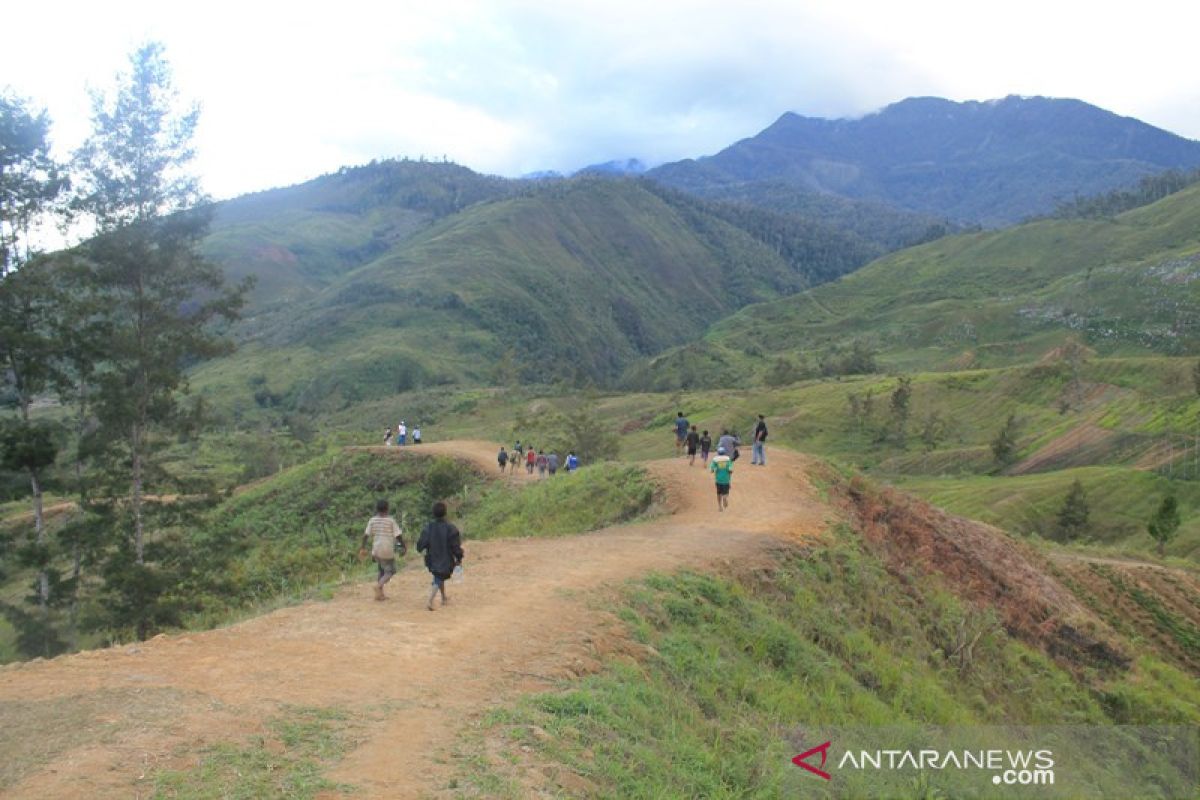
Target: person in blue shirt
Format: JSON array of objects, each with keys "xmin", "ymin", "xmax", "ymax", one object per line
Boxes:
[
  {"xmin": 566, "ymin": 451, "xmax": 580, "ymax": 472},
  {"xmin": 673, "ymin": 411, "xmax": 689, "ymax": 457}
]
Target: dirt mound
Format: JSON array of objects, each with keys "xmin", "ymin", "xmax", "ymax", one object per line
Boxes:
[{"xmin": 840, "ymin": 477, "xmax": 1128, "ymax": 673}]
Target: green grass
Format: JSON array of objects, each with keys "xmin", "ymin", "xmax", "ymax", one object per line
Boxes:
[
  {"xmin": 462, "ymin": 464, "xmax": 657, "ymax": 540},
  {"xmin": 705, "ymin": 183, "xmax": 1200, "ymax": 375},
  {"xmin": 895, "ymin": 467, "xmax": 1200, "ymax": 558},
  {"xmin": 458, "ymin": 536, "xmax": 1199, "ymax": 799},
  {"xmin": 150, "ymin": 706, "xmax": 354, "ymax": 799}
]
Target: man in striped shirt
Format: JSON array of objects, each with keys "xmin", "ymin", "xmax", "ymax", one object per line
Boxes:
[{"xmin": 359, "ymin": 499, "xmax": 406, "ymax": 601}]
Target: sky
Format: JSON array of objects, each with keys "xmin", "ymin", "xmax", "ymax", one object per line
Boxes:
[{"xmin": 5, "ymin": 0, "xmax": 1200, "ymax": 201}]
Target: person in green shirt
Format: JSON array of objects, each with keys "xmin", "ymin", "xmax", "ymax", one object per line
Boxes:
[{"xmin": 709, "ymin": 446, "xmax": 734, "ymax": 512}]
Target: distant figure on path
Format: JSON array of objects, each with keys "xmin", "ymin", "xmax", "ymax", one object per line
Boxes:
[
  {"xmin": 526, "ymin": 447, "xmax": 537, "ymax": 474},
  {"xmin": 752, "ymin": 414, "xmax": 769, "ymax": 466},
  {"xmin": 717, "ymin": 430, "xmax": 736, "ymax": 461},
  {"xmin": 566, "ymin": 451, "xmax": 579, "ymax": 472},
  {"xmin": 497, "ymin": 446, "xmax": 509, "ymax": 472},
  {"xmin": 673, "ymin": 412, "xmax": 689, "ymax": 457},
  {"xmin": 709, "ymin": 447, "xmax": 734, "ymax": 512},
  {"xmin": 685, "ymin": 425, "xmax": 700, "ymax": 466},
  {"xmin": 700, "ymin": 430, "xmax": 712, "ymax": 464},
  {"xmin": 359, "ymin": 499, "xmax": 405, "ymax": 601},
  {"xmin": 547, "ymin": 451, "xmax": 559, "ymax": 476},
  {"xmin": 417, "ymin": 501, "xmax": 463, "ymax": 611},
  {"xmin": 397, "ymin": 421, "xmax": 408, "ymax": 446},
  {"xmin": 536, "ymin": 450, "xmax": 548, "ymax": 478},
  {"xmin": 412, "ymin": 425, "xmax": 422, "ymax": 444},
  {"xmin": 383, "ymin": 427, "xmax": 393, "ymax": 447}
]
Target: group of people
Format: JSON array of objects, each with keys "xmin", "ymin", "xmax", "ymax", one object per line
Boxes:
[
  {"xmin": 497, "ymin": 441, "xmax": 580, "ymax": 476},
  {"xmin": 672, "ymin": 411, "xmax": 769, "ymax": 511},
  {"xmin": 360, "ymin": 498, "xmax": 463, "ymax": 611},
  {"xmin": 383, "ymin": 420, "xmax": 422, "ymax": 447}
]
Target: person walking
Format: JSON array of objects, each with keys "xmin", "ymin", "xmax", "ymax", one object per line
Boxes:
[
  {"xmin": 497, "ymin": 446, "xmax": 509, "ymax": 472},
  {"xmin": 717, "ymin": 429, "xmax": 736, "ymax": 460},
  {"xmin": 566, "ymin": 451, "xmax": 579, "ymax": 472},
  {"xmin": 383, "ymin": 427, "xmax": 393, "ymax": 447},
  {"xmin": 412, "ymin": 425, "xmax": 422, "ymax": 445},
  {"xmin": 709, "ymin": 447, "xmax": 734, "ymax": 512},
  {"xmin": 752, "ymin": 414, "xmax": 769, "ymax": 466},
  {"xmin": 685, "ymin": 425, "xmax": 701, "ymax": 466},
  {"xmin": 359, "ymin": 499, "xmax": 406, "ymax": 601},
  {"xmin": 699, "ymin": 430, "xmax": 713, "ymax": 465},
  {"xmin": 526, "ymin": 447, "xmax": 537, "ymax": 474},
  {"xmin": 547, "ymin": 451, "xmax": 559, "ymax": 476},
  {"xmin": 397, "ymin": 421, "xmax": 407, "ymax": 446},
  {"xmin": 536, "ymin": 450, "xmax": 548, "ymax": 478},
  {"xmin": 673, "ymin": 411, "xmax": 689, "ymax": 457},
  {"xmin": 417, "ymin": 501, "xmax": 463, "ymax": 611}
]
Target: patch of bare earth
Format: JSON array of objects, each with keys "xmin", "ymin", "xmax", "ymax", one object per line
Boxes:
[{"xmin": 839, "ymin": 477, "xmax": 1129, "ymax": 674}]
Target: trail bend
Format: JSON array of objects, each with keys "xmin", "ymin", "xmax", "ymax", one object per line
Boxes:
[{"xmin": 0, "ymin": 440, "xmax": 830, "ymax": 799}]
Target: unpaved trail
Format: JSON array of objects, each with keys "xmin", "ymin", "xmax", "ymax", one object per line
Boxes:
[{"xmin": 0, "ymin": 442, "xmax": 830, "ymax": 798}]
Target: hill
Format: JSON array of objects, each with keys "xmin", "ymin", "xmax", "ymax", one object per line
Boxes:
[
  {"xmin": 202, "ymin": 159, "xmax": 516, "ymax": 307},
  {"xmin": 1, "ymin": 445, "xmax": 1196, "ymax": 797},
  {"xmin": 706, "ymin": 180, "xmax": 1200, "ymax": 373},
  {"xmin": 193, "ymin": 177, "xmax": 875, "ymax": 412},
  {"xmin": 649, "ymin": 95, "xmax": 1200, "ymax": 226}
]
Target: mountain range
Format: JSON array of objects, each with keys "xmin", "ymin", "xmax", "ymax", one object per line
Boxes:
[
  {"xmin": 189, "ymin": 95, "xmax": 1200, "ymax": 412},
  {"xmin": 649, "ymin": 95, "xmax": 1200, "ymax": 225}
]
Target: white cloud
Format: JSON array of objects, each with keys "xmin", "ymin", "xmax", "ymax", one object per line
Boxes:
[{"xmin": 3, "ymin": 0, "xmax": 1198, "ymax": 199}]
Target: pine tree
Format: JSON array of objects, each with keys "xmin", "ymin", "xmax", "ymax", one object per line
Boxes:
[
  {"xmin": 1147, "ymin": 494, "xmax": 1181, "ymax": 558},
  {"xmin": 1055, "ymin": 479, "xmax": 1090, "ymax": 540},
  {"xmin": 72, "ymin": 43, "xmax": 249, "ymax": 570}
]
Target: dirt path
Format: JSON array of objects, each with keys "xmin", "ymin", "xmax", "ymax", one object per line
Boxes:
[{"xmin": 0, "ymin": 443, "xmax": 830, "ymax": 798}]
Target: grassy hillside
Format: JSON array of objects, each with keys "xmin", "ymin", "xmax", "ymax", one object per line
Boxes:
[
  {"xmin": 203, "ymin": 160, "xmax": 516, "ymax": 307},
  {"xmin": 193, "ymin": 178, "xmax": 877, "ymax": 414},
  {"xmin": 461, "ymin": 485, "xmax": 1199, "ymax": 798},
  {"xmin": 705, "ymin": 182, "xmax": 1200, "ymax": 374}
]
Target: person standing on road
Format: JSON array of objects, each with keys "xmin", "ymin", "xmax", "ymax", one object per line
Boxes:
[
  {"xmin": 397, "ymin": 421, "xmax": 408, "ymax": 446},
  {"xmin": 383, "ymin": 427, "xmax": 393, "ymax": 447},
  {"xmin": 673, "ymin": 412, "xmax": 689, "ymax": 457},
  {"xmin": 752, "ymin": 414, "xmax": 769, "ymax": 466},
  {"xmin": 685, "ymin": 425, "xmax": 701, "ymax": 466},
  {"xmin": 709, "ymin": 446, "xmax": 734, "ymax": 512},
  {"xmin": 359, "ymin": 499, "xmax": 406, "ymax": 601},
  {"xmin": 417, "ymin": 501, "xmax": 463, "ymax": 611},
  {"xmin": 412, "ymin": 425, "xmax": 422, "ymax": 445}
]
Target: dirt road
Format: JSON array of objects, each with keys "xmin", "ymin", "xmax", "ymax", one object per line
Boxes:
[{"xmin": 0, "ymin": 442, "xmax": 829, "ymax": 798}]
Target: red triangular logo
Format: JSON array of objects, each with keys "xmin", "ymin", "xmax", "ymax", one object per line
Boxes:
[{"xmin": 792, "ymin": 741, "xmax": 832, "ymax": 780}]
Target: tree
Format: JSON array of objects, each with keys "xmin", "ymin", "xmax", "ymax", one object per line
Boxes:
[
  {"xmin": 1055, "ymin": 479, "xmax": 1090, "ymax": 540},
  {"xmin": 72, "ymin": 42, "xmax": 248, "ymax": 570},
  {"xmin": 888, "ymin": 375, "xmax": 913, "ymax": 447},
  {"xmin": 1147, "ymin": 494, "xmax": 1181, "ymax": 558},
  {"xmin": 991, "ymin": 414, "xmax": 1020, "ymax": 467},
  {"xmin": 0, "ymin": 95, "xmax": 68, "ymax": 650},
  {"xmin": 1, "ymin": 93, "xmax": 68, "ymax": 274}
]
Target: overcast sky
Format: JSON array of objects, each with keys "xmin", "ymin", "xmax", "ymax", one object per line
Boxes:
[{"xmin": 5, "ymin": 0, "xmax": 1200, "ymax": 201}]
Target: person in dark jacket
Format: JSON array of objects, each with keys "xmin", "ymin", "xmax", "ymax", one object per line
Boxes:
[{"xmin": 417, "ymin": 501, "xmax": 464, "ymax": 611}]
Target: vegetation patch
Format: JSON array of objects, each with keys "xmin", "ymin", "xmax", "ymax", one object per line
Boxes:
[
  {"xmin": 150, "ymin": 706, "xmax": 354, "ymax": 799},
  {"xmin": 463, "ymin": 464, "xmax": 657, "ymax": 540},
  {"xmin": 459, "ymin": 539, "xmax": 1199, "ymax": 798}
]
